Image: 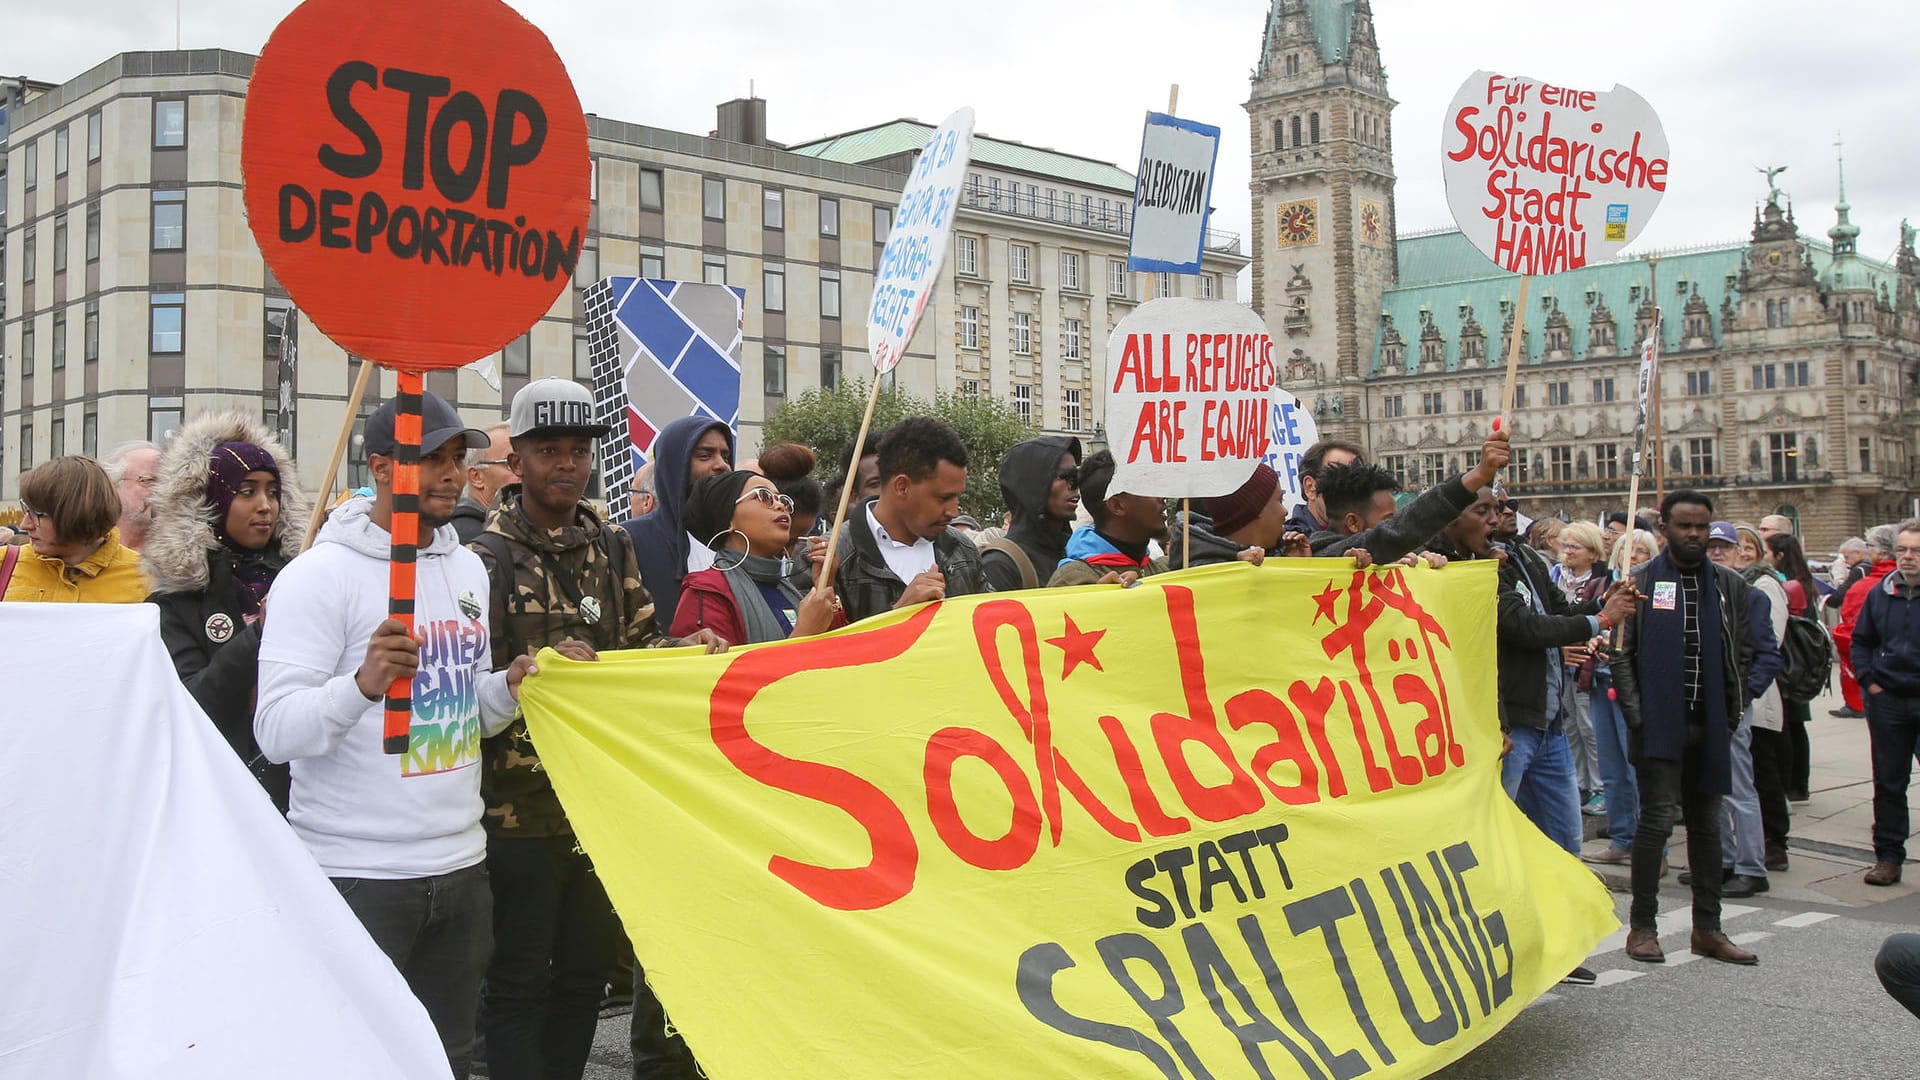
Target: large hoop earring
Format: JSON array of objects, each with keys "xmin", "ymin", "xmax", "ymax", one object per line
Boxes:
[{"xmin": 708, "ymin": 529, "xmax": 752, "ymax": 572}]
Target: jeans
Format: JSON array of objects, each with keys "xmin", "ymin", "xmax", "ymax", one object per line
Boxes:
[
  {"xmin": 334, "ymin": 862, "xmax": 493, "ymax": 1078},
  {"xmin": 1631, "ymin": 722, "xmax": 1725, "ymax": 933},
  {"xmin": 1750, "ymin": 726, "xmax": 1791, "ymax": 847},
  {"xmin": 1876, "ymin": 933, "xmax": 1920, "ymax": 1019},
  {"xmin": 1866, "ymin": 691, "xmax": 1920, "ymax": 863},
  {"xmin": 1562, "ymin": 673, "xmax": 1602, "ymax": 793},
  {"xmin": 481, "ymin": 835, "xmax": 623, "ymax": 1080},
  {"xmin": 1784, "ymin": 698, "xmax": 1813, "ymax": 797},
  {"xmin": 1502, "ymin": 725, "xmax": 1583, "ymax": 854},
  {"xmin": 1721, "ymin": 709, "xmax": 1767, "ymax": 877},
  {"xmin": 1588, "ymin": 674, "xmax": 1640, "ymax": 851}
]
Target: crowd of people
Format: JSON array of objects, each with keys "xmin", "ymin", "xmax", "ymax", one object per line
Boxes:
[{"xmin": 7, "ymin": 385, "xmax": 1920, "ymax": 1073}]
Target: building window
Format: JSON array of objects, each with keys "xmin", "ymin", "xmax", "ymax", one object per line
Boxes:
[
  {"xmin": 1421, "ymin": 391, "xmax": 1444, "ymax": 416},
  {"xmin": 873, "ymin": 205, "xmax": 891, "ymax": 242},
  {"xmin": 1513, "ymin": 384, "xmax": 1528, "ymax": 408},
  {"xmin": 154, "ymin": 99, "xmax": 186, "ymax": 148},
  {"xmin": 1550, "ymin": 446, "xmax": 1574, "ymax": 483},
  {"xmin": 960, "ymin": 305, "xmax": 980, "ymax": 350},
  {"xmin": 82, "ymin": 410, "xmax": 97, "ymax": 458},
  {"xmin": 20, "ymin": 321, "xmax": 33, "ymax": 377},
  {"xmin": 1461, "ymin": 388, "xmax": 1483, "ymax": 412},
  {"xmin": 51, "ymin": 312, "xmax": 66, "ymax": 371},
  {"xmin": 1688, "ymin": 438, "xmax": 1715, "ymax": 478},
  {"xmin": 1064, "ymin": 388, "xmax": 1082, "ymax": 433},
  {"xmin": 763, "ymin": 344, "xmax": 786, "ymax": 396},
  {"xmin": 639, "ymin": 169, "xmax": 664, "ymax": 212},
  {"xmin": 503, "ymin": 333, "xmax": 530, "ymax": 376},
  {"xmin": 702, "ymin": 177, "xmax": 725, "ymax": 220},
  {"xmin": 53, "ymin": 215, "xmax": 68, "ymax": 273},
  {"xmin": 702, "ymin": 253, "xmax": 727, "ymax": 285},
  {"xmin": 821, "ymin": 350, "xmax": 840, "ymax": 391},
  {"xmin": 640, "ymin": 243, "xmax": 665, "ymax": 279},
  {"xmin": 150, "ymin": 395, "xmax": 184, "ymax": 444},
  {"xmin": 84, "ymin": 300, "xmax": 99, "ymax": 362},
  {"xmin": 1422, "ymin": 453, "xmax": 1446, "ymax": 488},
  {"xmin": 85, "ymin": 202, "xmax": 100, "ymax": 262},
  {"xmin": 22, "ymin": 231, "xmax": 35, "ymax": 283},
  {"xmin": 762, "ymin": 188, "xmax": 784, "ymax": 230},
  {"xmin": 1009, "ymin": 244, "xmax": 1031, "ymax": 284},
  {"xmin": 87, "ymin": 111, "xmax": 101, "ymax": 161},
  {"xmin": 1291, "ymin": 116, "xmax": 1303, "ymax": 148},
  {"xmin": 19, "ymin": 417, "xmax": 31, "ymax": 472},
  {"xmin": 1025, "ymin": 183, "xmax": 1038, "ymax": 215},
  {"xmin": 1012, "ymin": 312, "xmax": 1033, "ymax": 356},
  {"xmin": 1201, "ymin": 273, "xmax": 1217, "ymax": 299},
  {"xmin": 1547, "ymin": 381, "xmax": 1570, "ymax": 406},
  {"xmin": 1272, "ymin": 119, "xmax": 1285, "ymax": 149},
  {"xmin": 150, "ymin": 293, "xmax": 185, "ymax": 353},
  {"xmin": 1590, "ymin": 377, "xmax": 1615, "ymax": 402},
  {"xmin": 1382, "ymin": 394, "xmax": 1403, "ymax": 418},
  {"xmin": 1013, "ymin": 383, "xmax": 1034, "ymax": 424},
  {"xmin": 961, "ymin": 379, "xmax": 980, "ymax": 398},
  {"xmin": 819, "ymin": 197, "xmax": 840, "ymax": 237},
  {"xmin": 1064, "ymin": 318, "xmax": 1083, "ymax": 360},
  {"xmin": 819, "ymin": 269, "xmax": 841, "ymax": 319},
  {"xmin": 1860, "ymin": 437, "xmax": 1874, "ymax": 473},
  {"xmin": 573, "ymin": 336, "xmax": 592, "ymax": 380},
  {"xmin": 763, "ymin": 263, "xmax": 786, "ymax": 312},
  {"xmin": 1155, "ymin": 273, "xmax": 1173, "ymax": 299},
  {"xmin": 50, "ymin": 414, "xmax": 65, "ymax": 458},
  {"xmin": 1061, "ymin": 251, "xmax": 1081, "ymax": 291},
  {"xmin": 1769, "ymin": 433, "xmax": 1799, "ymax": 482},
  {"xmin": 1857, "ymin": 358, "xmax": 1869, "ymax": 385},
  {"xmin": 54, "ymin": 125, "xmax": 69, "ymax": 177},
  {"xmin": 1752, "ymin": 363, "xmax": 1777, "ymax": 390},
  {"xmin": 1310, "ymin": 113, "xmax": 1321, "ymax": 144},
  {"xmin": 1108, "ymin": 260, "xmax": 1128, "ymax": 298},
  {"xmin": 957, "ymin": 236, "xmax": 978, "ymax": 276},
  {"xmin": 1595, "ymin": 443, "xmax": 1620, "ymax": 481},
  {"xmin": 152, "ymin": 190, "xmax": 186, "ymax": 251},
  {"xmin": 1687, "ymin": 370, "xmax": 1712, "ymax": 395},
  {"xmin": 1783, "ymin": 360, "xmax": 1810, "ymax": 387},
  {"xmin": 989, "ymin": 177, "xmax": 1002, "ymax": 209}
]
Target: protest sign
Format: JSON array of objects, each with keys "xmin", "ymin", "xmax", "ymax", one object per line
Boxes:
[
  {"xmin": 1263, "ymin": 386, "xmax": 1320, "ymax": 510},
  {"xmin": 868, "ymin": 108, "xmax": 975, "ymax": 375},
  {"xmin": 523, "ymin": 560, "xmax": 1617, "ymax": 1080},
  {"xmin": 1128, "ymin": 112, "xmax": 1221, "ymax": 274},
  {"xmin": 1441, "ymin": 71, "xmax": 1669, "ymax": 275},
  {"xmin": 0, "ymin": 605, "xmax": 448, "ymax": 1079},
  {"xmin": 583, "ymin": 277, "xmax": 746, "ymax": 522},
  {"xmin": 1106, "ymin": 298, "xmax": 1276, "ymax": 499},
  {"xmin": 243, "ymin": 0, "xmax": 591, "ymax": 752}
]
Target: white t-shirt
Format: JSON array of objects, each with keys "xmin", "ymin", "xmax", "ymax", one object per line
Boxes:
[
  {"xmin": 867, "ymin": 503, "xmax": 937, "ymax": 583},
  {"xmin": 256, "ymin": 498, "xmax": 516, "ymax": 879}
]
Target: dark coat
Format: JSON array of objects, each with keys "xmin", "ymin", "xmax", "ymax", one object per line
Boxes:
[
  {"xmin": 1610, "ymin": 553, "xmax": 1756, "ymax": 797},
  {"xmin": 980, "ymin": 435, "xmax": 1081, "ymax": 591},
  {"xmin": 1494, "ymin": 540, "xmax": 1602, "ymax": 732},
  {"xmin": 1851, "ymin": 574, "xmax": 1920, "ymax": 697},
  {"xmin": 832, "ymin": 498, "xmax": 986, "ymax": 622},
  {"xmin": 619, "ymin": 416, "xmax": 736, "ymax": 631},
  {"xmin": 1310, "ymin": 473, "xmax": 1476, "ymax": 564},
  {"xmin": 1283, "ymin": 501, "xmax": 1324, "ymax": 540},
  {"xmin": 451, "ymin": 493, "xmax": 491, "ymax": 545}
]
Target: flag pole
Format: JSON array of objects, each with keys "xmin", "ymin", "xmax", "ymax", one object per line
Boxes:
[{"xmin": 1648, "ymin": 255, "xmax": 1665, "ymax": 509}]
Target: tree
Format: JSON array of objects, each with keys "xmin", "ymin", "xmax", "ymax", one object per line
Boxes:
[{"xmin": 762, "ymin": 380, "xmax": 1038, "ymax": 521}]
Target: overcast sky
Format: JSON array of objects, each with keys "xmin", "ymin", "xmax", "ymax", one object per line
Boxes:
[{"xmin": 9, "ymin": 0, "xmax": 1917, "ymax": 284}]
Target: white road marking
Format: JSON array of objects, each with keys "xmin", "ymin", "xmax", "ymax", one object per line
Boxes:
[
  {"xmin": 1593, "ymin": 969, "xmax": 1646, "ymax": 987},
  {"xmin": 1728, "ymin": 931, "xmax": 1772, "ymax": 946},
  {"xmin": 1774, "ymin": 911, "xmax": 1838, "ymax": 928}
]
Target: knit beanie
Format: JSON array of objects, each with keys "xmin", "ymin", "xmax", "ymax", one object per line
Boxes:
[
  {"xmin": 208, "ymin": 441, "xmax": 280, "ymax": 546},
  {"xmin": 684, "ymin": 470, "xmax": 760, "ymax": 548},
  {"xmin": 1207, "ymin": 463, "xmax": 1278, "ymax": 536}
]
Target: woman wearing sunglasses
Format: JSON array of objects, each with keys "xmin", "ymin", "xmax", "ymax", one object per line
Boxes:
[
  {"xmin": 3, "ymin": 456, "xmax": 146, "ymax": 603},
  {"xmin": 671, "ymin": 470, "xmax": 844, "ymax": 643}
]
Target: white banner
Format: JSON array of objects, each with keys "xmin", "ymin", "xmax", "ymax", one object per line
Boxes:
[
  {"xmin": 1127, "ymin": 112, "xmax": 1221, "ymax": 274},
  {"xmin": 0, "ymin": 604, "xmax": 451, "ymax": 1080},
  {"xmin": 868, "ymin": 107, "xmax": 975, "ymax": 374}
]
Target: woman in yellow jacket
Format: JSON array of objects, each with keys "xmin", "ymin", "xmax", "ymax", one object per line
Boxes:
[{"xmin": 2, "ymin": 456, "xmax": 146, "ymax": 603}]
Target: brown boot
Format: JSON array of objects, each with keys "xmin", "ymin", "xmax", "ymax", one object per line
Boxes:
[
  {"xmin": 1766, "ymin": 841, "xmax": 1789, "ymax": 873},
  {"xmin": 1865, "ymin": 861, "xmax": 1903, "ymax": 886},
  {"xmin": 1690, "ymin": 929, "xmax": 1758, "ymax": 965},
  {"xmin": 1625, "ymin": 927, "xmax": 1664, "ymax": 963}
]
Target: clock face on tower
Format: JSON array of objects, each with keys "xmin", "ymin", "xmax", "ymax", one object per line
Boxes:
[
  {"xmin": 1277, "ymin": 200, "xmax": 1319, "ymax": 247},
  {"xmin": 1360, "ymin": 200, "xmax": 1384, "ymax": 245}
]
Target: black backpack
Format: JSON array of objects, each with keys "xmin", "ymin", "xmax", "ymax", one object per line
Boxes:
[{"xmin": 1777, "ymin": 613, "xmax": 1835, "ymax": 704}]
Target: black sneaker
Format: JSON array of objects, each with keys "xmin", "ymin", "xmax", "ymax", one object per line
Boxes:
[{"xmin": 1562, "ymin": 965, "xmax": 1598, "ymax": 985}]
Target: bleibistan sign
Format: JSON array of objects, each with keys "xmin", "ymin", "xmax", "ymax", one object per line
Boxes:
[
  {"xmin": 522, "ymin": 561, "xmax": 1617, "ymax": 1080},
  {"xmin": 1441, "ymin": 71, "xmax": 1669, "ymax": 275}
]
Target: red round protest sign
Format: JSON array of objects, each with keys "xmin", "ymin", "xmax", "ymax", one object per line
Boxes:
[{"xmin": 242, "ymin": 0, "xmax": 590, "ymax": 371}]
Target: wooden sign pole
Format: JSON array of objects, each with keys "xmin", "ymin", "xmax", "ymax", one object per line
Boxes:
[
  {"xmin": 818, "ymin": 376, "xmax": 885, "ymax": 589},
  {"xmin": 300, "ymin": 357, "xmax": 375, "ymax": 553}
]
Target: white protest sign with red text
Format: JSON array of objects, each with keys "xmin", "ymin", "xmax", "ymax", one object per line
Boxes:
[
  {"xmin": 1262, "ymin": 386, "xmax": 1320, "ymax": 510},
  {"xmin": 868, "ymin": 108, "xmax": 975, "ymax": 374},
  {"xmin": 1442, "ymin": 71, "xmax": 1669, "ymax": 274},
  {"xmin": 1105, "ymin": 299, "xmax": 1275, "ymax": 499}
]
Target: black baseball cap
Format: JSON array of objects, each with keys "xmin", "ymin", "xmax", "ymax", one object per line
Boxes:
[{"xmin": 363, "ymin": 390, "xmax": 491, "ymax": 459}]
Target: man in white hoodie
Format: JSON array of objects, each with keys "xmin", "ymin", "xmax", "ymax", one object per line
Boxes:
[{"xmin": 257, "ymin": 391, "xmax": 571, "ymax": 1078}]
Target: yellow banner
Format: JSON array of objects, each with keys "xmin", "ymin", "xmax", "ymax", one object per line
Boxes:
[{"xmin": 523, "ymin": 560, "xmax": 1616, "ymax": 1079}]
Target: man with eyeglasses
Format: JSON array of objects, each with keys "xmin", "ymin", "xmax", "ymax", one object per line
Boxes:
[
  {"xmin": 1848, "ymin": 520, "xmax": 1920, "ymax": 887},
  {"xmin": 980, "ymin": 434, "xmax": 1082, "ymax": 592},
  {"xmin": 454, "ymin": 423, "xmax": 514, "ymax": 544},
  {"xmin": 101, "ymin": 441, "xmax": 162, "ymax": 552}
]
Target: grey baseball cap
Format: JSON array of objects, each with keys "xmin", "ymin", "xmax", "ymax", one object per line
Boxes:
[
  {"xmin": 509, "ymin": 378, "xmax": 612, "ymax": 438},
  {"xmin": 364, "ymin": 391, "xmax": 490, "ymax": 458}
]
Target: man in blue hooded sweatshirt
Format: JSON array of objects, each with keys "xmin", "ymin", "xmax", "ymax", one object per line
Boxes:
[{"xmin": 620, "ymin": 416, "xmax": 735, "ymax": 631}]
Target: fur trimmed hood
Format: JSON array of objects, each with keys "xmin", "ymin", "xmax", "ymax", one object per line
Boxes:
[{"xmin": 143, "ymin": 410, "xmax": 311, "ymax": 595}]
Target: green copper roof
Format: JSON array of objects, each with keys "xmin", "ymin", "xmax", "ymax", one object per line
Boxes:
[
  {"xmin": 1397, "ymin": 229, "xmax": 1502, "ymax": 287},
  {"xmin": 1302, "ymin": 0, "xmax": 1357, "ymax": 63},
  {"xmin": 787, "ymin": 120, "xmax": 1137, "ymax": 193}
]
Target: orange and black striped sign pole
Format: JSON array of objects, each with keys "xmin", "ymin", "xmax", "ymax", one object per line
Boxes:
[{"xmin": 382, "ymin": 370, "xmax": 425, "ymax": 755}]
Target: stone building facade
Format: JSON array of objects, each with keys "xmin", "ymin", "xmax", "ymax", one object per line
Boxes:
[{"xmin": 1243, "ymin": 1, "xmax": 1920, "ymax": 552}]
